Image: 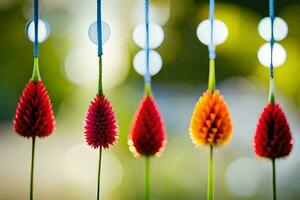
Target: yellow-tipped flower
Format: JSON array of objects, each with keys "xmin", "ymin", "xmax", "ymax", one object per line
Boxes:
[{"xmin": 189, "ymin": 90, "xmax": 233, "ymax": 146}]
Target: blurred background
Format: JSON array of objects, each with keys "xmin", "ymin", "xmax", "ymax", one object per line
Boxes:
[{"xmin": 0, "ymin": 0, "xmax": 300, "ymax": 199}]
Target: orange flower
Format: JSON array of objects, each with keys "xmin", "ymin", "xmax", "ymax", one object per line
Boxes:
[{"xmin": 189, "ymin": 90, "xmax": 233, "ymax": 146}]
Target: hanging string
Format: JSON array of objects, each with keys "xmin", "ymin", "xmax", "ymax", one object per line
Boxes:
[
  {"xmin": 144, "ymin": 0, "xmax": 151, "ymax": 84},
  {"xmin": 97, "ymin": 0, "xmax": 103, "ymax": 95},
  {"xmin": 209, "ymin": 0, "xmax": 216, "ymax": 60},
  {"xmin": 33, "ymin": 0, "xmax": 39, "ymax": 58},
  {"xmin": 208, "ymin": 0, "xmax": 216, "ymax": 92},
  {"xmin": 32, "ymin": 0, "xmax": 40, "ymax": 82},
  {"xmin": 268, "ymin": 0, "xmax": 276, "ymax": 104},
  {"xmin": 269, "ymin": 0, "xmax": 275, "ymax": 78},
  {"xmin": 97, "ymin": 0, "xmax": 103, "ymax": 56}
]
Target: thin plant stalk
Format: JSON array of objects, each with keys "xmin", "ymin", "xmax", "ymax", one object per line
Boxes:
[
  {"xmin": 145, "ymin": 157, "xmax": 150, "ymax": 200},
  {"xmin": 98, "ymin": 56, "xmax": 103, "ymax": 96},
  {"xmin": 207, "ymin": 145, "xmax": 214, "ymax": 200},
  {"xmin": 30, "ymin": 136, "xmax": 36, "ymax": 200},
  {"xmin": 97, "ymin": 147, "xmax": 103, "ymax": 200},
  {"xmin": 272, "ymin": 158, "xmax": 277, "ymax": 200},
  {"xmin": 208, "ymin": 59, "xmax": 216, "ymax": 92}
]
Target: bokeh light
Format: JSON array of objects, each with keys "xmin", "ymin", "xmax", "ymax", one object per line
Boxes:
[
  {"xmin": 225, "ymin": 157, "xmax": 262, "ymax": 197},
  {"xmin": 65, "ymin": 143, "xmax": 124, "ymax": 195},
  {"xmin": 25, "ymin": 18, "xmax": 50, "ymax": 43},
  {"xmin": 196, "ymin": 19, "xmax": 228, "ymax": 46},
  {"xmin": 64, "ymin": 45, "xmax": 98, "ymax": 86},
  {"xmin": 1, "ymin": 0, "xmax": 300, "ymax": 199},
  {"xmin": 133, "ymin": 50, "xmax": 162, "ymax": 76},
  {"xmin": 130, "ymin": 0, "xmax": 171, "ymax": 25},
  {"xmin": 133, "ymin": 23, "xmax": 164, "ymax": 49},
  {"xmin": 88, "ymin": 21, "xmax": 111, "ymax": 45},
  {"xmin": 258, "ymin": 17, "xmax": 288, "ymax": 41},
  {"xmin": 257, "ymin": 43, "xmax": 287, "ymax": 67}
]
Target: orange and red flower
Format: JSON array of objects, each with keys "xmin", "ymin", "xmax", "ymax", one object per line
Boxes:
[
  {"xmin": 84, "ymin": 95, "xmax": 118, "ymax": 149},
  {"xmin": 129, "ymin": 96, "xmax": 166, "ymax": 156},
  {"xmin": 254, "ymin": 103, "xmax": 293, "ymax": 159},
  {"xmin": 189, "ymin": 90, "xmax": 233, "ymax": 146},
  {"xmin": 14, "ymin": 80, "xmax": 55, "ymax": 138}
]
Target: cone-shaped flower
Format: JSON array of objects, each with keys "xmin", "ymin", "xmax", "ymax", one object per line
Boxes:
[
  {"xmin": 84, "ymin": 95, "xmax": 118, "ymax": 149},
  {"xmin": 128, "ymin": 96, "xmax": 166, "ymax": 156},
  {"xmin": 254, "ymin": 103, "xmax": 293, "ymax": 159},
  {"xmin": 14, "ymin": 80, "xmax": 55, "ymax": 138},
  {"xmin": 189, "ymin": 90, "xmax": 233, "ymax": 146}
]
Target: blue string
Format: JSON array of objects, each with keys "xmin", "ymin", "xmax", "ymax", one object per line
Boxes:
[
  {"xmin": 209, "ymin": 0, "xmax": 216, "ymax": 60},
  {"xmin": 269, "ymin": 0, "xmax": 275, "ymax": 78},
  {"xmin": 144, "ymin": 0, "xmax": 151, "ymax": 84},
  {"xmin": 97, "ymin": 0, "xmax": 103, "ymax": 56},
  {"xmin": 33, "ymin": 0, "xmax": 39, "ymax": 58}
]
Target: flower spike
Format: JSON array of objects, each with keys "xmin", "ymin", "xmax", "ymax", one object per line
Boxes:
[
  {"xmin": 14, "ymin": 80, "xmax": 55, "ymax": 138},
  {"xmin": 189, "ymin": 90, "xmax": 233, "ymax": 147},
  {"xmin": 129, "ymin": 95, "xmax": 166, "ymax": 157},
  {"xmin": 84, "ymin": 95, "xmax": 118, "ymax": 149},
  {"xmin": 254, "ymin": 103, "xmax": 293, "ymax": 159}
]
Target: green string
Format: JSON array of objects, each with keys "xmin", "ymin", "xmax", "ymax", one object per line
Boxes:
[
  {"xmin": 98, "ymin": 56, "xmax": 103, "ymax": 95},
  {"xmin": 208, "ymin": 59, "xmax": 216, "ymax": 92},
  {"xmin": 268, "ymin": 78, "xmax": 275, "ymax": 105},
  {"xmin": 145, "ymin": 82, "xmax": 152, "ymax": 97},
  {"xmin": 31, "ymin": 57, "xmax": 41, "ymax": 83}
]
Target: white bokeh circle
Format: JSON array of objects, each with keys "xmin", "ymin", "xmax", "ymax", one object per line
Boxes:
[
  {"xmin": 258, "ymin": 17, "xmax": 288, "ymax": 41},
  {"xmin": 65, "ymin": 144, "xmax": 123, "ymax": 195},
  {"xmin": 133, "ymin": 50, "xmax": 163, "ymax": 76},
  {"xmin": 257, "ymin": 43, "xmax": 287, "ymax": 67},
  {"xmin": 225, "ymin": 157, "xmax": 262, "ymax": 197},
  {"xmin": 133, "ymin": 23, "xmax": 164, "ymax": 49},
  {"xmin": 88, "ymin": 21, "xmax": 111, "ymax": 45},
  {"xmin": 25, "ymin": 18, "xmax": 50, "ymax": 43},
  {"xmin": 196, "ymin": 19, "xmax": 228, "ymax": 46},
  {"xmin": 64, "ymin": 46, "xmax": 98, "ymax": 86}
]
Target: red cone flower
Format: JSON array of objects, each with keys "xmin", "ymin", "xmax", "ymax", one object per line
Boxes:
[
  {"xmin": 254, "ymin": 103, "xmax": 293, "ymax": 159},
  {"xmin": 84, "ymin": 95, "xmax": 118, "ymax": 149},
  {"xmin": 14, "ymin": 80, "xmax": 55, "ymax": 138},
  {"xmin": 128, "ymin": 96, "xmax": 166, "ymax": 157}
]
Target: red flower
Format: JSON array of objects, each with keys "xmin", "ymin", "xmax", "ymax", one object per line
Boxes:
[
  {"xmin": 84, "ymin": 95, "xmax": 118, "ymax": 149},
  {"xmin": 254, "ymin": 103, "xmax": 293, "ymax": 159},
  {"xmin": 14, "ymin": 80, "xmax": 55, "ymax": 138},
  {"xmin": 129, "ymin": 96, "xmax": 166, "ymax": 156}
]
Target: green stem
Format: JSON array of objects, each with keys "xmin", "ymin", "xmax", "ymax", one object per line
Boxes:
[
  {"xmin": 97, "ymin": 147, "xmax": 102, "ymax": 200},
  {"xmin": 268, "ymin": 78, "xmax": 275, "ymax": 105},
  {"xmin": 31, "ymin": 57, "xmax": 41, "ymax": 83},
  {"xmin": 98, "ymin": 56, "xmax": 103, "ymax": 96},
  {"xmin": 208, "ymin": 59, "xmax": 216, "ymax": 92},
  {"xmin": 145, "ymin": 82, "xmax": 152, "ymax": 97},
  {"xmin": 30, "ymin": 136, "xmax": 36, "ymax": 200},
  {"xmin": 272, "ymin": 159, "xmax": 277, "ymax": 200},
  {"xmin": 207, "ymin": 145, "xmax": 214, "ymax": 200},
  {"xmin": 145, "ymin": 157, "xmax": 150, "ymax": 200}
]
